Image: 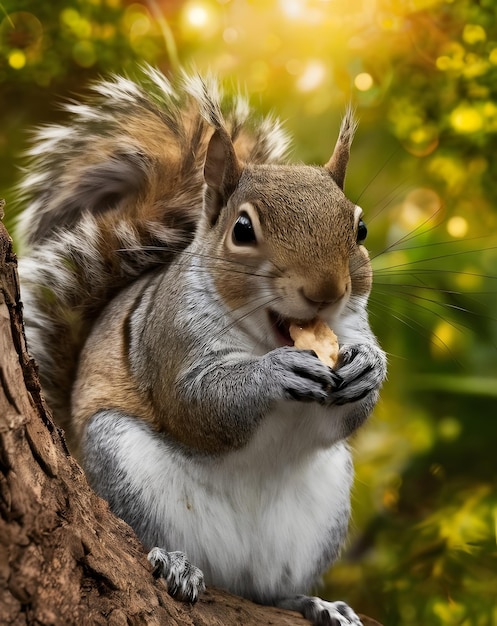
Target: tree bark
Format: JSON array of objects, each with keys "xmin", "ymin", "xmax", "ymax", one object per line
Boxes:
[{"xmin": 0, "ymin": 215, "xmax": 381, "ymax": 626}]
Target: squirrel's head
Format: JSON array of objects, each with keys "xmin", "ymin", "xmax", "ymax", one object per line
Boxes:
[{"xmin": 198, "ymin": 110, "xmax": 372, "ymax": 346}]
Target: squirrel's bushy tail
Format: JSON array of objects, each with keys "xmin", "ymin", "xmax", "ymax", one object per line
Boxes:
[{"xmin": 16, "ymin": 65, "xmax": 290, "ymax": 435}]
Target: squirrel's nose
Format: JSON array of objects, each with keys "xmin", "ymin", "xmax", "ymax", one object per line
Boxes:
[{"xmin": 300, "ymin": 281, "xmax": 348, "ymax": 309}]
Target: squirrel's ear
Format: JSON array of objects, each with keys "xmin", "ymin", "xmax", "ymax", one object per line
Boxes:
[
  {"xmin": 204, "ymin": 128, "xmax": 241, "ymax": 223},
  {"xmin": 324, "ymin": 107, "xmax": 357, "ymax": 190}
]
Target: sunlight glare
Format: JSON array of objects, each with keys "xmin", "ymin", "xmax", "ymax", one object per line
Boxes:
[
  {"xmin": 186, "ymin": 4, "xmax": 209, "ymax": 28},
  {"xmin": 279, "ymin": 0, "xmax": 306, "ymax": 20},
  {"xmin": 296, "ymin": 60, "xmax": 326, "ymax": 92}
]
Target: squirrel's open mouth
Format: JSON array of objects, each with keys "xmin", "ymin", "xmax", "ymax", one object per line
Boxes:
[{"xmin": 268, "ymin": 309, "xmax": 297, "ymax": 346}]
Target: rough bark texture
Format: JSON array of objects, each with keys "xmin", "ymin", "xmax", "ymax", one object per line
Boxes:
[{"xmin": 0, "ymin": 215, "xmax": 382, "ymax": 626}]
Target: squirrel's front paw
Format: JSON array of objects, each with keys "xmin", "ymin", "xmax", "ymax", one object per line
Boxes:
[
  {"xmin": 148, "ymin": 547, "xmax": 205, "ymax": 603},
  {"xmin": 332, "ymin": 343, "xmax": 386, "ymax": 406},
  {"xmin": 263, "ymin": 346, "xmax": 340, "ymax": 404}
]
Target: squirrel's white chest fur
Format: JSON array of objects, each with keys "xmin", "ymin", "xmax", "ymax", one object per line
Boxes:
[{"xmin": 84, "ymin": 402, "xmax": 353, "ymax": 602}]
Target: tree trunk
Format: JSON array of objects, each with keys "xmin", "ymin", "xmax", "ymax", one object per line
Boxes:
[{"xmin": 0, "ymin": 214, "xmax": 381, "ymax": 626}]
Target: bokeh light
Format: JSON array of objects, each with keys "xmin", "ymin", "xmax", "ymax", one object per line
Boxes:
[
  {"xmin": 446, "ymin": 216, "xmax": 468, "ymax": 238},
  {"xmin": 354, "ymin": 72, "xmax": 373, "ymax": 91},
  {"xmin": 296, "ymin": 60, "xmax": 326, "ymax": 92},
  {"xmin": 8, "ymin": 49, "xmax": 26, "ymax": 69},
  {"xmin": 185, "ymin": 4, "xmax": 209, "ymax": 27}
]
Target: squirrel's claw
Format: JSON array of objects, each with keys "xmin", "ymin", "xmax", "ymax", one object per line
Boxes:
[
  {"xmin": 331, "ymin": 344, "xmax": 386, "ymax": 406},
  {"xmin": 148, "ymin": 547, "xmax": 205, "ymax": 604},
  {"xmin": 277, "ymin": 595, "xmax": 363, "ymax": 626}
]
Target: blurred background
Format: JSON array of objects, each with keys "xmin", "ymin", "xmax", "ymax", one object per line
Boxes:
[{"xmin": 1, "ymin": 1, "xmax": 496, "ymax": 624}]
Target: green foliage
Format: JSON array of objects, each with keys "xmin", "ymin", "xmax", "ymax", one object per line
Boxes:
[{"xmin": 1, "ymin": 1, "xmax": 496, "ymax": 623}]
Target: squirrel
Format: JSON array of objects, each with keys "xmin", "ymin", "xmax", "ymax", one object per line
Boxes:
[{"xmin": 15, "ymin": 66, "xmax": 387, "ymax": 626}]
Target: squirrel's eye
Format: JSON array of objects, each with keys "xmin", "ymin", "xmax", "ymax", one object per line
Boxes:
[
  {"xmin": 357, "ymin": 219, "xmax": 368, "ymax": 243},
  {"xmin": 232, "ymin": 212, "xmax": 256, "ymax": 245}
]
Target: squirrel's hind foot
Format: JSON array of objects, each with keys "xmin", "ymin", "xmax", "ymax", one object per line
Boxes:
[
  {"xmin": 148, "ymin": 547, "xmax": 205, "ymax": 603},
  {"xmin": 277, "ymin": 595, "xmax": 363, "ymax": 626}
]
